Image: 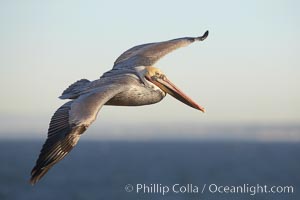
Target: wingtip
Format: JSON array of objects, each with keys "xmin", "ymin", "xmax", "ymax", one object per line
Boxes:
[
  {"xmin": 30, "ymin": 168, "xmax": 38, "ymax": 185},
  {"xmin": 197, "ymin": 30, "xmax": 209, "ymax": 41},
  {"xmin": 29, "ymin": 178, "xmax": 36, "ymax": 186},
  {"xmin": 30, "ymin": 176, "xmax": 37, "ymax": 186},
  {"xmin": 29, "ymin": 165, "xmax": 50, "ymax": 185}
]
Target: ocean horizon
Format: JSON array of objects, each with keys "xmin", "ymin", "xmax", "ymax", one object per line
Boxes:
[{"xmin": 0, "ymin": 135, "xmax": 299, "ymax": 200}]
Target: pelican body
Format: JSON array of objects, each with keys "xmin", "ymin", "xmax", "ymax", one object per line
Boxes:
[{"xmin": 30, "ymin": 31, "xmax": 209, "ymax": 184}]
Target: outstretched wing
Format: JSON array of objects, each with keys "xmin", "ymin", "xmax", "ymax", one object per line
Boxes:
[
  {"xmin": 113, "ymin": 30, "xmax": 209, "ymax": 69},
  {"xmin": 30, "ymin": 85, "xmax": 126, "ymax": 185}
]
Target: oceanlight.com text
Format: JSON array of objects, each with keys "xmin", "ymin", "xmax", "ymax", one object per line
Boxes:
[{"xmin": 124, "ymin": 183, "xmax": 294, "ymax": 196}]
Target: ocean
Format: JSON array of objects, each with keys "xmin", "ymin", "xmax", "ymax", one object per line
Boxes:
[{"xmin": 0, "ymin": 140, "xmax": 299, "ymax": 200}]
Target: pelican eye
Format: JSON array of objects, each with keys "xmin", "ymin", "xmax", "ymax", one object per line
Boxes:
[{"xmin": 151, "ymin": 75, "xmax": 158, "ymax": 81}]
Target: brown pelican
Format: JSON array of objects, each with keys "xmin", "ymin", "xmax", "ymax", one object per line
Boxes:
[{"xmin": 30, "ymin": 31, "xmax": 209, "ymax": 185}]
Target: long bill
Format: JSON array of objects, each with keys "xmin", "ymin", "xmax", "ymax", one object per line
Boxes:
[{"xmin": 147, "ymin": 75, "xmax": 205, "ymax": 112}]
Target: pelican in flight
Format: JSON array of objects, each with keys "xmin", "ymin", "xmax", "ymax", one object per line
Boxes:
[{"xmin": 30, "ymin": 31, "xmax": 209, "ymax": 184}]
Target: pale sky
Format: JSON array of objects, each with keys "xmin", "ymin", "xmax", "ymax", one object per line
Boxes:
[{"xmin": 0, "ymin": 0, "xmax": 299, "ymax": 137}]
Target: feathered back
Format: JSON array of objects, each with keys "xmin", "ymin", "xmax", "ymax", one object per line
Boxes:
[{"xmin": 59, "ymin": 79, "xmax": 90, "ymax": 99}]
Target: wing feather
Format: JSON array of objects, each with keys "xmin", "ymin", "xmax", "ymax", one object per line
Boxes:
[
  {"xmin": 113, "ymin": 30, "xmax": 208, "ymax": 69},
  {"xmin": 30, "ymin": 85, "xmax": 127, "ymax": 185}
]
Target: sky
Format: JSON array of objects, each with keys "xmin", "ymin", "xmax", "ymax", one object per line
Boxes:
[{"xmin": 0, "ymin": 0, "xmax": 299, "ymax": 138}]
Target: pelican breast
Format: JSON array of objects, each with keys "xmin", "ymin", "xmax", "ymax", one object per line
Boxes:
[{"xmin": 105, "ymin": 78, "xmax": 166, "ymax": 106}]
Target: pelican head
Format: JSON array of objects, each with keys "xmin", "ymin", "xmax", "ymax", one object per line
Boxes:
[{"xmin": 143, "ymin": 66, "xmax": 205, "ymax": 112}]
